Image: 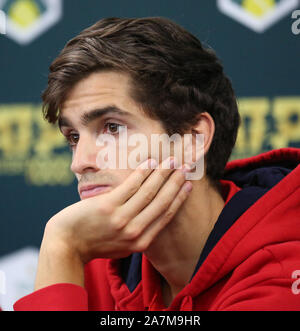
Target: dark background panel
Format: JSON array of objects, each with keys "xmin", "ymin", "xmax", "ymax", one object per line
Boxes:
[{"xmin": 0, "ymin": 0, "xmax": 299, "ymax": 257}]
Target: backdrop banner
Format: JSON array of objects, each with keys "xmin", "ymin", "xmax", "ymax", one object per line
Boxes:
[{"xmin": 0, "ymin": 0, "xmax": 299, "ymax": 310}]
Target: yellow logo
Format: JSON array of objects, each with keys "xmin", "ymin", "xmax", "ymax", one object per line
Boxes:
[
  {"xmin": 9, "ymin": 0, "xmax": 41, "ymax": 28},
  {"xmin": 217, "ymin": 0, "xmax": 298, "ymax": 32},
  {"xmin": 0, "ymin": 0, "xmax": 62, "ymax": 45}
]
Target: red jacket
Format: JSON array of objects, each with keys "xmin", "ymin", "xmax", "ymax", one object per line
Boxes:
[{"xmin": 14, "ymin": 148, "xmax": 300, "ymax": 310}]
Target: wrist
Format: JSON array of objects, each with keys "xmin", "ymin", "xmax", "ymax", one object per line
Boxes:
[{"xmin": 34, "ymin": 222, "xmax": 85, "ymax": 291}]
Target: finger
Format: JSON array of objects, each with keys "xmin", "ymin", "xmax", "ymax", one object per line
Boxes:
[
  {"xmin": 122, "ymin": 166, "xmax": 190, "ymax": 239},
  {"xmin": 132, "ymin": 181, "xmax": 192, "ymax": 251},
  {"xmin": 120, "ymin": 157, "xmax": 177, "ymax": 219},
  {"xmin": 109, "ymin": 158, "xmax": 157, "ymax": 204}
]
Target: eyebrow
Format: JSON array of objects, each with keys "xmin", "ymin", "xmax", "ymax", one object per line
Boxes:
[{"xmin": 58, "ymin": 105, "xmax": 134, "ymax": 131}]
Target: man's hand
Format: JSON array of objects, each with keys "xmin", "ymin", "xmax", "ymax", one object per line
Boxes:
[{"xmin": 34, "ymin": 157, "xmax": 192, "ymax": 290}]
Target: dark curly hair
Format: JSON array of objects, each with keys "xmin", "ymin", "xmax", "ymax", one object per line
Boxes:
[{"xmin": 42, "ymin": 17, "xmax": 241, "ymax": 187}]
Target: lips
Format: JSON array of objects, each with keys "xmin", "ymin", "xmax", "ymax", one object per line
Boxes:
[{"xmin": 79, "ymin": 184, "xmax": 111, "ymax": 199}]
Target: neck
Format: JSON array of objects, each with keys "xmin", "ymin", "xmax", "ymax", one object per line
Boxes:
[{"xmin": 144, "ymin": 177, "xmax": 225, "ymax": 306}]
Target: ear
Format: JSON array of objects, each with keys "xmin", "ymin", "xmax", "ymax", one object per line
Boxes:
[{"xmin": 190, "ymin": 111, "xmax": 215, "ymax": 159}]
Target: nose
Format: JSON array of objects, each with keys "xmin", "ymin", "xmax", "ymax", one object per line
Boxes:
[{"xmin": 70, "ymin": 133, "xmax": 99, "ymax": 175}]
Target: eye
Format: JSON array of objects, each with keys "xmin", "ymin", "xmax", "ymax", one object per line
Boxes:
[
  {"xmin": 103, "ymin": 122, "xmax": 125, "ymax": 134},
  {"xmin": 65, "ymin": 132, "xmax": 79, "ymax": 148}
]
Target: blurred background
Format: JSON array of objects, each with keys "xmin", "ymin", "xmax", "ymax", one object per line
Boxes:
[{"xmin": 0, "ymin": 0, "xmax": 299, "ymax": 310}]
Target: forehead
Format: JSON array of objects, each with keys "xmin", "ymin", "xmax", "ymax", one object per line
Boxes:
[{"xmin": 60, "ymin": 70, "xmax": 142, "ymax": 119}]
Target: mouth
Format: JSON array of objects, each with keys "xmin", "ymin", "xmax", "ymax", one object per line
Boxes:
[{"xmin": 79, "ymin": 184, "xmax": 111, "ymax": 199}]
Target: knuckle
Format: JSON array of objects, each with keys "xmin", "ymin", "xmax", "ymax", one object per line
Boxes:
[
  {"xmin": 124, "ymin": 227, "xmax": 140, "ymax": 241},
  {"xmin": 179, "ymin": 187, "xmax": 189, "ymax": 199},
  {"xmin": 174, "ymin": 170, "xmax": 186, "ymax": 184},
  {"xmin": 111, "ymin": 216, "xmax": 128, "ymax": 231},
  {"xmin": 156, "ymin": 171, "xmax": 167, "ymax": 182},
  {"xmin": 163, "ymin": 208, "xmax": 174, "ymax": 221},
  {"xmin": 96, "ymin": 203, "xmax": 114, "ymax": 215},
  {"xmin": 133, "ymin": 240, "xmax": 149, "ymax": 252},
  {"xmin": 127, "ymin": 183, "xmax": 140, "ymax": 197},
  {"xmin": 142, "ymin": 188, "xmax": 155, "ymax": 204},
  {"xmin": 156, "ymin": 196, "xmax": 171, "ymax": 211},
  {"xmin": 134, "ymin": 168, "xmax": 148, "ymax": 181}
]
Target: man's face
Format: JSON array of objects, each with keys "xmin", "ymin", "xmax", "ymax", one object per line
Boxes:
[{"xmin": 59, "ymin": 71, "xmax": 167, "ymax": 200}]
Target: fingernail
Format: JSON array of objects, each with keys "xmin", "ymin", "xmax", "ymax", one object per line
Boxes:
[
  {"xmin": 181, "ymin": 164, "xmax": 191, "ymax": 173},
  {"xmin": 139, "ymin": 158, "xmax": 156, "ymax": 169},
  {"xmin": 169, "ymin": 158, "xmax": 175, "ymax": 169},
  {"xmin": 183, "ymin": 181, "xmax": 193, "ymax": 192},
  {"xmin": 161, "ymin": 157, "xmax": 174, "ymax": 169},
  {"xmin": 150, "ymin": 158, "xmax": 157, "ymax": 169}
]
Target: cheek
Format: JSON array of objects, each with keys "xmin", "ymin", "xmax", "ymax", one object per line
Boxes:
[
  {"xmin": 118, "ymin": 132, "xmax": 151, "ymax": 169},
  {"xmin": 115, "ymin": 168, "xmax": 135, "ymax": 183},
  {"xmin": 103, "ymin": 168, "xmax": 134, "ymax": 193}
]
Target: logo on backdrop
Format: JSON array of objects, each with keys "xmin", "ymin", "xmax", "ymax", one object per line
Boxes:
[
  {"xmin": 217, "ymin": 0, "xmax": 299, "ymax": 33},
  {"xmin": 0, "ymin": 0, "xmax": 62, "ymax": 45},
  {"xmin": 291, "ymin": 9, "xmax": 300, "ymax": 34},
  {"xmin": 0, "ymin": 9, "xmax": 6, "ymax": 34}
]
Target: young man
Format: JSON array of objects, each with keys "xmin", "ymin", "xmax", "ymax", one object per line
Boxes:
[{"xmin": 14, "ymin": 17, "xmax": 300, "ymax": 311}]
